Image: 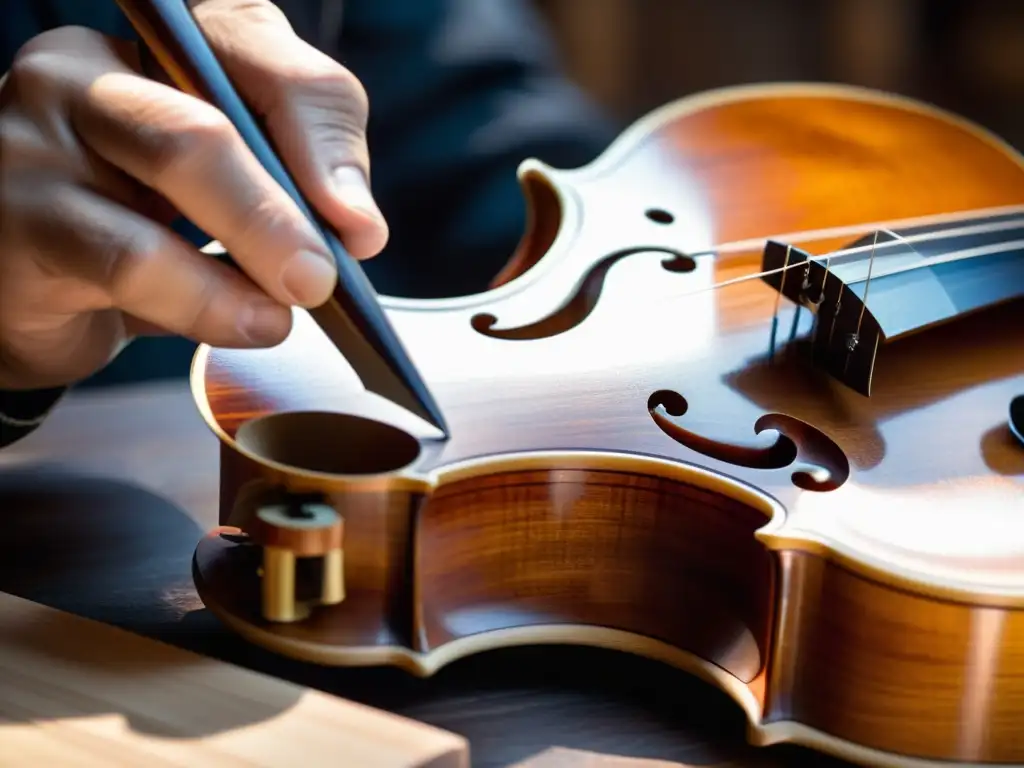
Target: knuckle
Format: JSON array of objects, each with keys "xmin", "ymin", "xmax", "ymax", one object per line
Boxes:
[
  {"xmin": 332, "ymin": 70, "xmax": 370, "ymax": 122},
  {"xmin": 176, "ymin": 108, "xmax": 237, "ymax": 156},
  {"xmin": 9, "ymin": 26, "xmax": 101, "ymax": 89},
  {"xmin": 185, "ymin": 281, "xmax": 221, "ymax": 338},
  {"xmin": 1, "ymin": 177, "xmax": 69, "ymax": 257},
  {"xmin": 162, "ymin": 271, "xmax": 216, "ymax": 340},
  {"xmin": 101, "ymin": 230, "xmax": 158, "ymax": 303},
  {"xmin": 301, "ymin": 68, "xmax": 370, "ymax": 123},
  {"xmin": 0, "ymin": 213, "xmax": 17, "ymax": 271},
  {"xmin": 145, "ymin": 104, "xmax": 237, "ymax": 182},
  {"xmin": 0, "ymin": 176, "xmax": 28, "ymax": 245},
  {"xmin": 9, "ymin": 42, "xmax": 60, "ymax": 94},
  {"xmin": 0, "ymin": 118, "xmax": 21, "ymax": 166},
  {"xmin": 0, "ymin": 114, "xmax": 48, "ymax": 173},
  {"xmin": 266, "ymin": 59, "xmax": 369, "ymax": 129},
  {"xmin": 235, "ymin": 193, "xmax": 299, "ymax": 250},
  {"xmin": 276, "ymin": 69, "xmax": 370, "ymax": 159}
]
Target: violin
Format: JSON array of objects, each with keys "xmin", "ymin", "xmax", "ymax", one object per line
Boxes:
[{"xmin": 189, "ymin": 83, "xmax": 1024, "ymax": 767}]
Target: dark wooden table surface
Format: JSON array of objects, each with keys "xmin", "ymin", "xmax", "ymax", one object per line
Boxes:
[{"xmin": 0, "ymin": 381, "xmax": 850, "ymax": 768}]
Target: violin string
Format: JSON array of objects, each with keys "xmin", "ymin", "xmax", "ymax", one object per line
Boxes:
[
  {"xmin": 843, "ymin": 229, "xmax": 882, "ymax": 377},
  {"xmin": 591, "ymin": 204, "xmax": 1024, "ymax": 362},
  {"xmin": 674, "ymin": 206, "xmax": 1024, "ymax": 299},
  {"xmin": 705, "ymin": 236, "xmax": 1022, "ymax": 293},
  {"xmin": 838, "ymin": 236, "xmax": 1024, "ymax": 279},
  {"xmin": 767, "ymin": 243, "xmax": 793, "ymax": 362},
  {"xmin": 807, "ymin": 253, "xmax": 831, "ymax": 347},
  {"xmin": 688, "ymin": 212, "xmax": 1024, "ymax": 295},
  {"xmin": 698, "ymin": 208, "xmax": 1024, "ymax": 272},
  {"xmin": 703, "ymin": 203, "xmax": 1024, "ymax": 256},
  {"xmin": 801, "ymin": 215, "xmax": 1024, "ymax": 265},
  {"xmin": 645, "ymin": 232, "xmax": 1024, "ymax": 318},
  {"xmin": 785, "ymin": 276, "xmax": 803, "ymax": 344},
  {"xmin": 825, "ymin": 279, "xmax": 846, "ymax": 351}
]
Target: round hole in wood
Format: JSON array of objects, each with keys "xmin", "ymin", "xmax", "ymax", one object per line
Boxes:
[
  {"xmin": 234, "ymin": 411, "xmax": 421, "ymax": 476},
  {"xmin": 645, "ymin": 208, "xmax": 674, "ymax": 224}
]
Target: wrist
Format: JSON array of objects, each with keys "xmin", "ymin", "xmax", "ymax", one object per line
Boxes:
[{"xmin": 0, "ymin": 385, "xmax": 67, "ymax": 448}]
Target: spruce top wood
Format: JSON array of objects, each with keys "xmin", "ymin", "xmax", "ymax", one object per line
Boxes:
[{"xmin": 191, "ymin": 82, "xmax": 1024, "ymax": 767}]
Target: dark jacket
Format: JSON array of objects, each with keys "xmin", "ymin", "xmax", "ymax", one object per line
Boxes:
[{"xmin": 0, "ymin": 0, "xmax": 617, "ymax": 447}]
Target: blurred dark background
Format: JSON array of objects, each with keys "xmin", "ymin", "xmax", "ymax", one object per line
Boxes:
[{"xmin": 535, "ymin": 0, "xmax": 1023, "ymax": 150}]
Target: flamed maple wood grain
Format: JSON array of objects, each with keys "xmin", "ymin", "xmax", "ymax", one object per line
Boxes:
[{"xmin": 190, "ymin": 83, "xmax": 1024, "ymax": 766}]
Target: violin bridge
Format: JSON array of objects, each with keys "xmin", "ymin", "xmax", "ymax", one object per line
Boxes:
[
  {"xmin": 762, "ymin": 240, "xmax": 813, "ymax": 305},
  {"xmin": 761, "ymin": 240, "xmax": 880, "ymax": 396}
]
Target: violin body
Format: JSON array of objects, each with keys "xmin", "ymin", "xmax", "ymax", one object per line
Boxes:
[{"xmin": 190, "ymin": 83, "xmax": 1024, "ymax": 767}]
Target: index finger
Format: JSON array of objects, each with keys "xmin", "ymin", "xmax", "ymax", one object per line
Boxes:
[
  {"xmin": 188, "ymin": 0, "xmax": 389, "ymax": 260},
  {"xmin": 24, "ymin": 27, "xmax": 339, "ymax": 309}
]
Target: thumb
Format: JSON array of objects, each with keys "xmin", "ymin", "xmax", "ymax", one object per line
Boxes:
[{"xmin": 189, "ymin": 0, "xmax": 389, "ymax": 260}]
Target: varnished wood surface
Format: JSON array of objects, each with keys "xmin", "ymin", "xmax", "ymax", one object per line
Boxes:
[
  {"xmin": 0, "ymin": 381, "xmax": 848, "ymax": 768},
  {"xmin": 0, "ymin": 591, "xmax": 468, "ymax": 767},
  {"xmin": 191, "ymin": 83, "xmax": 1024, "ymax": 765}
]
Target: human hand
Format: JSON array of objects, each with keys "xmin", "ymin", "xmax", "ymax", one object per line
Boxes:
[{"xmin": 0, "ymin": 0, "xmax": 388, "ymax": 390}]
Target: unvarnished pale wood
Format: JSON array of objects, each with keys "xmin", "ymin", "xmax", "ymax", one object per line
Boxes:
[
  {"xmin": 0, "ymin": 591, "xmax": 468, "ymax": 767},
  {"xmin": 509, "ymin": 748, "xmax": 694, "ymax": 767},
  {"xmin": 191, "ymin": 83, "xmax": 1024, "ymax": 766}
]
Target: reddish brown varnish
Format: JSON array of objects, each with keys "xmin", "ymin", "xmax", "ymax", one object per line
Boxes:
[{"xmin": 190, "ymin": 84, "xmax": 1024, "ymax": 767}]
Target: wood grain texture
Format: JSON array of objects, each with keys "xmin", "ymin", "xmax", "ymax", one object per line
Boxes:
[
  {"xmin": 509, "ymin": 748, "xmax": 693, "ymax": 767},
  {"xmin": 191, "ymin": 83, "xmax": 1024, "ymax": 766},
  {"xmin": 0, "ymin": 590, "xmax": 468, "ymax": 767},
  {"xmin": 0, "ymin": 381, "xmax": 845, "ymax": 767}
]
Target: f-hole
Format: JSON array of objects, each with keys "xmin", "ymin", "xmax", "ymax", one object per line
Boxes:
[
  {"xmin": 489, "ymin": 169, "xmax": 565, "ymax": 289},
  {"xmin": 648, "ymin": 389, "xmax": 850, "ymax": 492},
  {"xmin": 475, "ymin": 199, "xmax": 695, "ymax": 341}
]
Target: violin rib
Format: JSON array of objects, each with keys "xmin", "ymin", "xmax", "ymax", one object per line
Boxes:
[{"xmin": 190, "ymin": 82, "xmax": 1024, "ymax": 767}]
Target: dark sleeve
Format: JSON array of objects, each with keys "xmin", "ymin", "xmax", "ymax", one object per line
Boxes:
[
  {"xmin": 329, "ymin": 0, "xmax": 622, "ymax": 298},
  {"xmin": 0, "ymin": 386, "xmax": 66, "ymax": 449}
]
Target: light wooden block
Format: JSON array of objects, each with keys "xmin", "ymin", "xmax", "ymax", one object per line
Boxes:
[{"xmin": 0, "ymin": 591, "xmax": 468, "ymax": 767}]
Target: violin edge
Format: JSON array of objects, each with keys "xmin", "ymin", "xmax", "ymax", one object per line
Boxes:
[
  {"xmin": 190, "ymin": 78, "xmax": 1024, "ymax": 606},
  {"xmin": 193, "ymin": 534, "xmax": 1024, "ymax": 766},
  {"xmin": 190, "ymin": 338, "xmax": 1024, "ymax": 609}
]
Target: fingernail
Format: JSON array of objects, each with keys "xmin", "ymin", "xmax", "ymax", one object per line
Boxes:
[
  {"xmin": 280, "ymin": 249, "xmax": 337, "ymax": 306},
  {"xmin": 239, "ymin": 301, "xmax": 288, "ymax": 346},
  {"xmin": 331, "ymin": 166, "xmax": 383, "ymax": 221}
]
